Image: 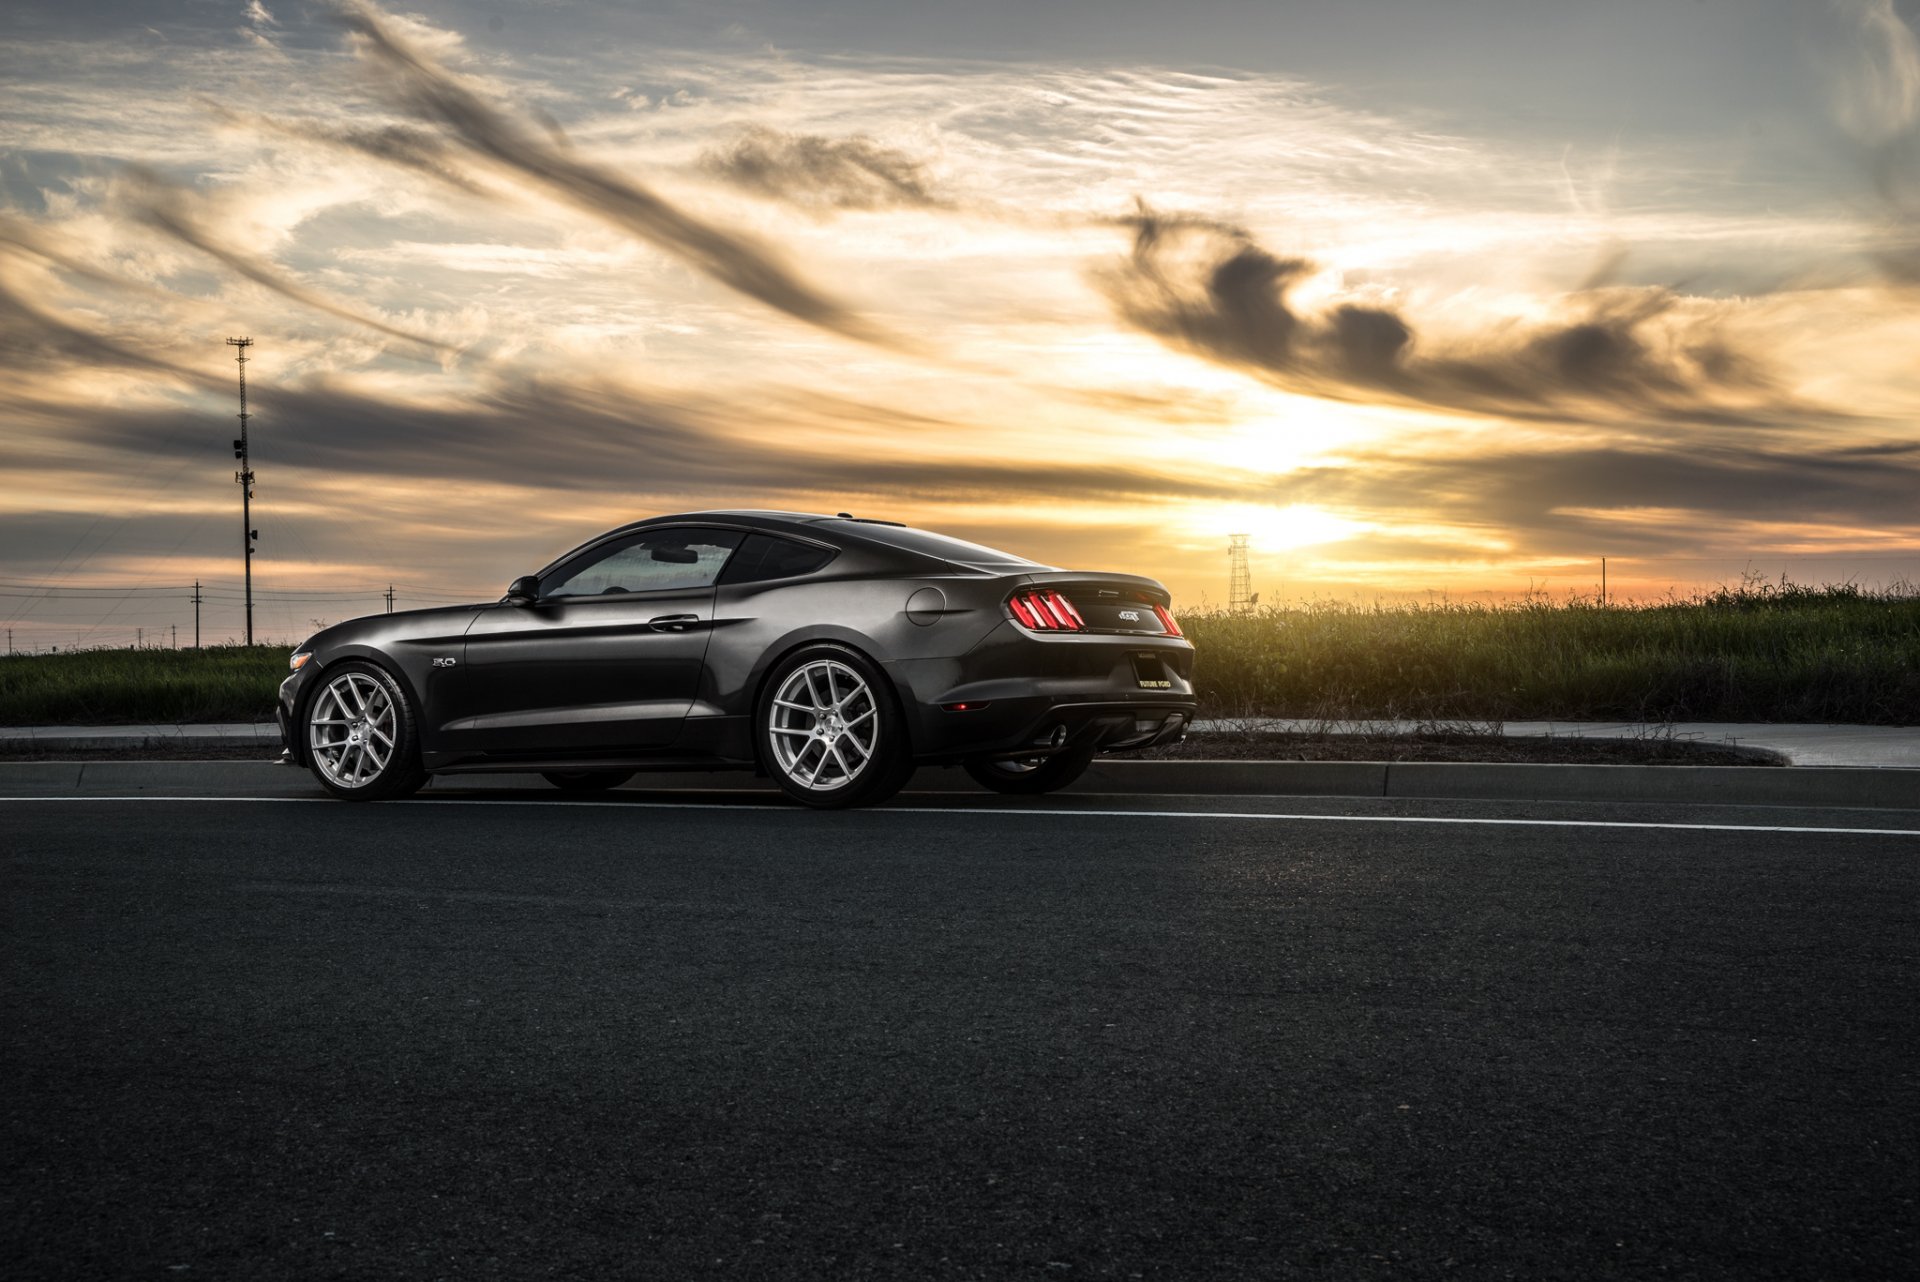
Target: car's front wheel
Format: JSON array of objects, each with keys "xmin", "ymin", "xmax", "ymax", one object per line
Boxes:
[
  {"xmin": 304, "ymin": 661, "xmax": 429, "ymax": 801},
  {"xmin": 963, "ymin": 743, "xmax": 1097, "ymax": 795},
  {"xmin": 759, "ymin": 645, "xmax": 914, "ymax": 809}
]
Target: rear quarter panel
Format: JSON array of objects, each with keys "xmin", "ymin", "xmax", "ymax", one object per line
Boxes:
[{"xmin": 703, "ymin": 572, "xmax": 1010, "ymax": 719}]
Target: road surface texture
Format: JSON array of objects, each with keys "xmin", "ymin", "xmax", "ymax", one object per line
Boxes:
[{"xmin": 5, "ymin": 789, "xmax": 1916, "ymax": 1280}]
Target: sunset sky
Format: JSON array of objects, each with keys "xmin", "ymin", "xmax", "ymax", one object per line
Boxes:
[{"xmin": 4, "ymin": 0, "xmax": 1919, "ymax": 646}]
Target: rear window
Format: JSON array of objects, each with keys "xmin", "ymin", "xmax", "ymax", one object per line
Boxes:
[
  {"xmin": 830, "ymin": 523, "xmax": 1042, "ymax": 568},
  {"xmin": 720, "ymin": 533, "xmax": 837, "ymax": 585}
]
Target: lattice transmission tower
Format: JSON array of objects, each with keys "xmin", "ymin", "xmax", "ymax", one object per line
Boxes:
[
  {"xmin": 1228, "ymin": 533, "xmax": 1253, "ymax": 613},
  {"xmin": 227, "ymin": 337, "xmax": 258, "ymax": 646}
]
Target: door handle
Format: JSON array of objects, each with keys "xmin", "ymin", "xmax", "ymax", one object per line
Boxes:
[{"xmin": 648, "ymin": 614, "xmax": 700, "ymax": 633}]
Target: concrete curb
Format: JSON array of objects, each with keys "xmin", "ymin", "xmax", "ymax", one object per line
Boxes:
[
  {"xmin": 2, "ymin": 759, "xmax": 1914, "ymax": 810},
  {"xmin": 0, "ymin": 724, "xmax": 278, "ymax": 751}
]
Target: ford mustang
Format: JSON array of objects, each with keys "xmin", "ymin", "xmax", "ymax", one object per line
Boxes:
[{"xmin": 277, "ymin": 511, "xmax": 1195, "ymax": 807}]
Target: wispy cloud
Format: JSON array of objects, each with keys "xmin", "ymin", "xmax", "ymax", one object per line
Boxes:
[
  {"xmin": 223, "ymin": 105, "xmax": 495, "ymax": 199},
  {"xmin": 48, "ymin": 368, "xmax": 1263, "ymax": 512},
  {"xmin": 329, "ymin": 0, "xmax": 901, "ymax": 347},
  {"xmin": 1831, "ymin": 0, "xmax": 1920, "ymax": 281},
  {"xmin": 1271, "ymin": 438, "xmax": 1920, "ymax": 560},
  {"xmin": 1095, "ymin": 205, "xmax": 1809, "ymax": 430},
  {"xmin": 0, "ymin": 265, "xmax": 184, "ymax": 378},
  {"xmin": 701, "ymin": 126, "xmax": 951, "ymax": 213},
  {"xmin": 117, "ymin": 166, "xmax": 448, "ymax": 352}
]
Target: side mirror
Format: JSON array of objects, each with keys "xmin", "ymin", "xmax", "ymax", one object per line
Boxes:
[{"xmin": 505, "ymin": 574, "xmax": 541, "ymax": 605}]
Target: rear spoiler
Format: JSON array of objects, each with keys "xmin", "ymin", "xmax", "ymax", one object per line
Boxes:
[{"xmin": 1013, "ymin": 570, "xmax": 1172, "ymax": 607}]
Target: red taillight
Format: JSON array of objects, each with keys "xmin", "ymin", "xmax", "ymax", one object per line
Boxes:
[
  {"xmin": 1152, "ymin": 603, "xmax": 1183, "ymax": 637},
  {"xmin": 1007, "ymin": 589, "xmax": 1086, "ymax": 632}
]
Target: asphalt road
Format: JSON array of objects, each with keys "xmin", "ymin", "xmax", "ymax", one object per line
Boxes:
[{"xmin": 4, "ymin": 790, "xmax": 1916, "ymax": 1280}]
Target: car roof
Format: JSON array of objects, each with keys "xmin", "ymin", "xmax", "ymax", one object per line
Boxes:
[
  {"xmin": 594, "ymin": 510, "xmax": 920, "ymax": 538},
  {"xmin": 539, "ymin": 510, "xmax": 1039, "ymax": 576}
]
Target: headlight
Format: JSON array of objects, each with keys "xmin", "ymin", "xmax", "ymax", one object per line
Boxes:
[{"xmin": 289, "ymin": 650, "xmax": 313, "ymax": 672}]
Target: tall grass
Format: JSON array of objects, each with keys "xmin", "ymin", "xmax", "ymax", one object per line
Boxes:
[
  {"xmin": 1184, "ymin": 582, "xmax": 1920, "ymax": 724},
  {"xmin": 0, "ymin": 645, "xmax": 288, "ymax": 724},
  {"xmin": 1, "ymin": 583, "xmax": 1915, "ymax": 725}
]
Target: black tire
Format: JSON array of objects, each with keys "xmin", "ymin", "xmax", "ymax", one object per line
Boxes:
[
  {"xmin": 541, "ymin": 770, "xmax": 635, "ymax": 792},
  {"xmin": 302, "ymin": 660, "xmax": 429, "ymax": 801},
  {"xmin": 963, "ymin": 742, "xmax": 1097, "ymax": 795},
  {"xmin": 757, "ymin": 643, "xmax": 915, "ymax": 809}
]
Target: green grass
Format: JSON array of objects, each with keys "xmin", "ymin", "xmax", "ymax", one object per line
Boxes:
[
  {"xmin": 3, "ymin": 583, "xmax": 1916, "ymax": 726},
  {"xmin": 0, "ymin": 645, "xmax": 289, "ymax": 725},
  {"xmin": 1184, "ymin": 582, "xmax": 1920, "ymax": 725}
]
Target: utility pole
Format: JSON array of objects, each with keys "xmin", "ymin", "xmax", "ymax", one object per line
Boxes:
[
  {"xmin": 136, "ymin": 626, "xmax": 143, "ymax": 649},
  {"xmin": 227, "ymin": 337, "xmax": 258, "ymax": 646},
  {"xmin": 1601, "ymin": 557, "xmax": 1608, "ymax": 606},
  {"xmin": 6, "ymin": 628, "xmax": 11, "ymax": 655},
  {"xmin": 385, "ymin": 584, "xmax": 395, "ymax": 614},
  {"xmin": 190, "ymin": 580, "xmax": 203, "ymax": 648},
  {"xmin": 172, "ymin": 623, "xmax": 178, "ymax": 649}
]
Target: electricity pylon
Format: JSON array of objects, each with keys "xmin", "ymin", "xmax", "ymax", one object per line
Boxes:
[
  {"xmin": 227, "ymin": 337, "xmax": 258, "ymax": 645},
  {"xmin": 1228, "ymin": 534, "xmax": 1254, "ymax": 613}
]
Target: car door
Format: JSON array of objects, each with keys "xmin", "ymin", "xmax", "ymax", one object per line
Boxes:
[{"xmin": 443, "ymin": 527, "xmax": 744, "ymax": 756}]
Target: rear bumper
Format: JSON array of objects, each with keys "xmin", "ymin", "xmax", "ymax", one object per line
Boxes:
[
  {"xmin": 894, "ymin": 624, "xmax": 1197, "ymax": 763},
  {"xmin": 942, "ymin": 698, "xmax": 1194, "ymax": 762}
]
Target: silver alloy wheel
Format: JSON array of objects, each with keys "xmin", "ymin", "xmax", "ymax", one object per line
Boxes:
[
  {"xmin": 767, "ymin": 658, "xmax": 880, "ymax": 791},
  {"xmin": 308, "ymin": 670, "xmax": 398, "ymax": 789}
]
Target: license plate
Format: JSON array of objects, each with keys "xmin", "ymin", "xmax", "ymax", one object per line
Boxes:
[{"xmin": 1131, "ymin": 652, "xmax": 1172, "ymax": 689}]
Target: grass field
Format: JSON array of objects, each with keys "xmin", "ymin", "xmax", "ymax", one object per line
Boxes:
[
  {"xmin": 0, "ymin": 645, "xmax": 289, "ymax": 725},
  {"xmin": 2, "ymin": 582, "xmax": 1915, "ymax": 726},
  {"xmin": 1184, "ymin": 582, "xmax": 1920, "ymax": 725}
]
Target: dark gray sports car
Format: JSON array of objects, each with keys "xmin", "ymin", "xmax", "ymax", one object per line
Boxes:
[{"xmin": 277, "ymin": 511, "xmax": 1195, "ymax": 807}]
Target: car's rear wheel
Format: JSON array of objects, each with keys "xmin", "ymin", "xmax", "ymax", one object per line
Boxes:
[
  {"xmin": 963, "ymin": 743, "xmax": 1098, "ymax": 795},
  {"xmin": 759, "ymin": 645, "xmax": 914, "ymax": 809},
  {"xmin": 540, "ymin": 770, "xmax": 635, "ymax": 793},
  {"xmin": 304, "ymin": 661, "xmax": 428, "ymax": 801}
]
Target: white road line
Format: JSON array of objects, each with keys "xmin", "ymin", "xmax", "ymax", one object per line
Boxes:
[{"xmin": 3, "ymin": 794, "xmax": 1918, "ymax": 837}]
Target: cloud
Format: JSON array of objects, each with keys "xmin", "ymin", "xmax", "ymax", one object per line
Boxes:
[
  {"xmin": 115, "ymin": 166, "xmax": 449, "ymax": 352},
  {"xmin": 219, "ymin": 104, "xmax": 495, "ymax": 199},
  {"xmin": 49, "ymin": 368, "xmax": 1265, "ymax": 513},
  {"xmin": 700, "ymin": 126, "xmax": 950, "ymax": 213},
  {"xmin": 1094, "ymin": 206, "xmax": 1803, "ymax": 430},
  {"xmin": 1832, "ymin": 0, "xmax": 1920, "ymax": 144},
  {"xmin": 328, "ymin": 0, "xmax": 900, "ymax": 347},
  {"xmin": 1831, "ymin": 0, "xmax": 1920, "ymax": 282},
  {"xmin": 1273, "ymin": 441, "xmax": 1920, "ymax": 555},
  {"xmin": 0, "ymin": 249, "xmax": 198, "ymax": 381}
]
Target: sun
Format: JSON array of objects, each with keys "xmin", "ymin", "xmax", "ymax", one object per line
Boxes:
[{"xmin": 1183, "ymin": 503, "xmax": 1368, "ymax": 552}]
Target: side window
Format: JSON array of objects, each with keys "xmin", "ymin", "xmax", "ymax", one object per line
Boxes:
[
  {"xmin": 543, "ymin": 528, "xmax": 743, "ymax": 598},
  {"xmin": 720, "ymin": 533, "xmax": 837, "ymax": 585}
]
